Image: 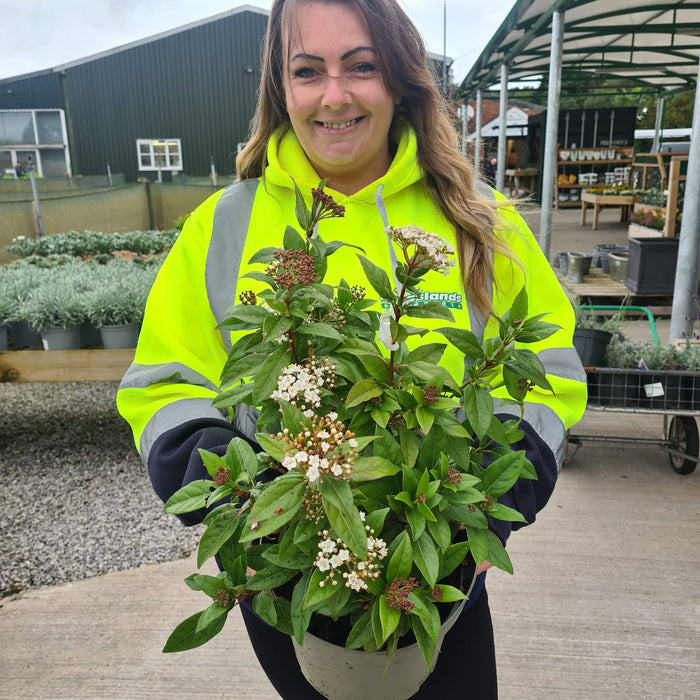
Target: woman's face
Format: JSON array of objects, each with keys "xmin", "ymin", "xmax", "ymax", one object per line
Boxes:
[{"xmin": 283, "ymin": 1, "xmax": 398, "ymax": 194}]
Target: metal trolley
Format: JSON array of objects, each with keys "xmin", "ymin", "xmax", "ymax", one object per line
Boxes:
[{"xmin": 567, "ymin": 367, "xmax": 700, "ymax": 474}]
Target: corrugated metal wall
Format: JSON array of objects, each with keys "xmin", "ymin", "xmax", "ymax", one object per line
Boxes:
[
  {"xmin": 0, "ymin": 72, "xmax": 62, "ymax": 109},
  {"xmin": 0, "ymin": 9, "xmax": 267, "ymax": 181}
]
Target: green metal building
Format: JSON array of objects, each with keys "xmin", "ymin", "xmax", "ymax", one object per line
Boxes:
[{"xmin": 0, "ymin": 6, "xmax": 269, "ymax": 182}]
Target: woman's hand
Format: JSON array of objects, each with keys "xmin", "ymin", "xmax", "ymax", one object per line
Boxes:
[{"xmin": 476, "ymin": 560, "xmax": 493, "ymax": 575}]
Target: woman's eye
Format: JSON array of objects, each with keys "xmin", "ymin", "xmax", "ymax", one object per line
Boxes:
[
  {"xmin": 292, "ymin": 67, "xmax": 317, "ymax": 79},
  {"xmin": 352, "ymin": 62, "xmax": 376, "ymax": 75}
]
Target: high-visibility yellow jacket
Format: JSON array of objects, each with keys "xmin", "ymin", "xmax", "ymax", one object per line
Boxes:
[{"xmin": 117, "ymin": 127, "xmax": 586, "ymax": 534}]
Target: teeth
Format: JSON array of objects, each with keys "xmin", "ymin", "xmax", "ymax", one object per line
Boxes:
[{"xmin": 322, "ymin": 118, "xmax": 358, "ymax": 130}]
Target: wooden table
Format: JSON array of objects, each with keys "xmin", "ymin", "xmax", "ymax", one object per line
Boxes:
[
  {"xmin": 580, "ymin": 192, "xmax": 639, "ymax": 230},
  {"xmin": 505, "ymin": 168, "xmax": 538, "ymax": 196}
]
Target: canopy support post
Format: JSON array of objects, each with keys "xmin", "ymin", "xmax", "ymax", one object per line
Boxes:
[
  {"xmin": 669, "ymin": 58, "xmax": 700, "ymax": 343},
  {"xmin": 538, "ymin": 8, "xmax": 565, "ymax": 259},
  {"xmin": 475, "ymin": 89, "xmax": 483, "ymax": 172},
  {"xmin": 497, "ymin": 63, "xmax": 508, "ymax": 193},
  {"xmin": 652, "ymin": 95, "xmax": 665, "ymax": 153}
]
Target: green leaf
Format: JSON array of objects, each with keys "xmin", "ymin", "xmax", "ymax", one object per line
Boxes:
[
  {"xmin": 345, "ymin": 611, "xmax": 374, "ymax": 650},
  {"xmin": 303, "ymin": 566, "xmax": 339, "ymax": 610},
  {"xmin": 435, "ymin": 327, "xmax": 484, "ymax": 358},
  {"xmin": 357, "ymin": 255, "xmax": 394, "ymax": 301},
  {"xmin": 405, "ymin": 342, "xmax": 447, "ymax": 366},
  {"xmin": 252, "ymin": 349, "xmax": 292, "ymax": 404},
  {"xmin": 404, "ymin": 302, "xmax": 454, "ymax": 321},
  {"xmin": 319, "ymin": 477, "xmax": 367, "ymax": 558},
  {"xmin": 345, "ymin": 378, "xmax": 383, "ymax": 408},
  {"xmin": 255, "ymin": 433, "xmax": 288, "ymax": 463},
  {"xmin": 196, "ymin": 601, "xmax": 229, "ymax": 632},
  {"xmin": 483, "ymin": 529, "xmax": 513, "ymax": 574},
  {"xmin": 439, "ymin": 541, "xmax": 471, "ymax": 579},
  {"xmin": 285, "ymin": 221, "xmax": 307, "ymax": 250},
  {"xmin": 436, "ymin": 584, "xmax": 468, "ymax": 602},
  {"xmin": 293, "ymin": 180, "xmax": 311, "ymax": 232},
  {"xmin": 463, "ymin": 384, "xmax": 494, "ymax": 440},
  {"xmin": 242, "ymin": 474, "xmax": 305, "ymax": 540},
  {"xmin": 406, "ymin": 508, "xmax": 426, "ymax": 541},
  {"xmin": 296, "ymin": 322, "xmax": 343, "ymax": 341},
  {"xmin": 399, "ymin": 424, "xmax": 420, "ymax": 468},
  {"xmin": 350, "ymin": 456, "xmax": 401, "ymax": 482},
  {"xmin": 379, "ymin": 595, "xmax": 401, "ymax": 642},
  {"xmin": 197, "ymin": 513, "xmax": 241, "ymax": 567},
  {"xmin": 466, "ymin": 526, "xmax": 489, "ymax": 565},
  {"xmin": 246, "ymin": 565, "xmax": 298, "ymax": 591},
  {"xmin": 413, "ymin": 531, "xmax": 440, "ymax": 586},
  {"xmin": 292, "ymin": 572, "xmax": 313, "ymax": 645},
  {"xmin": 427, "ymin": 515, "xmax": 452, "ymax": 552},
  {"xmin": 212, "ymin": 383, "xmax": 254, "ymax": 409},
  {"xmin": 386, "ymin": 531, "xmax": 413, "ymax": 582},
  {"xmin": 487, "ymin": 502, "xmax": 528, "ymax": 523},
  {"xmin": 248, "ymin": 246, "xmax": 280, "ymax": 264},
  {"xmin": 502, "ymin": 348, "xmax": 553, "ymax": 392},
  {"xmin": 163, "ymin": 480, "xmax": 212, "ymax": 515},
  {"xmin": 411, "ymin": 615, "xmax": 437, "ymax": 670},
  {"xmin": 480, "ymin": 451, "xmax": 527, "ymax": 497},
  {"xmin": 163, "ymin": 611, "xmax": 227, "ymax": 652},
  {"xmin": 415, "ymin": 406, "xmax": 435, "ymax": 435}
]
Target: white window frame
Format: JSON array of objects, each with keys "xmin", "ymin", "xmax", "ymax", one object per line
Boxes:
[{"xmin": 136, "ymin": 138, "xmax": 183, "ymax": 171}]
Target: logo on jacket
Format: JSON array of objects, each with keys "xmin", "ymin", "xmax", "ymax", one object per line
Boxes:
[{"xmin": 381, "ymin": 290, "xmax": 463, "ymax": 310}]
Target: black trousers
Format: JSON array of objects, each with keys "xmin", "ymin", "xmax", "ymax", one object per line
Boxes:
[{"xmin": 240, "ymin": 588, "xmax": 498, "ymax": 699}]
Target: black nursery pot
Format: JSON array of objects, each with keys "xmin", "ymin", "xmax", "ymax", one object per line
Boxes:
[{"xmin": 573, "ymin": 328, "xmax": 612, "ymax": 367}]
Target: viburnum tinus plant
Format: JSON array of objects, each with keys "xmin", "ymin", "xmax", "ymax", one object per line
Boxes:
[{"xmin": 163, "ymin": 182, "xmax": 559, "ymax": 667}]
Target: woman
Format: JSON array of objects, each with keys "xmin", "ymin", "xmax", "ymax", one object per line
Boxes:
[{"xmin": 117, "ymin": 1, "xmax": 587, "ymax": 697}]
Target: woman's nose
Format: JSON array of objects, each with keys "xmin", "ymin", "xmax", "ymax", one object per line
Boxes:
[{"xmin": 322, "ymin": 75, "xmax": 351, "ymax": 109}]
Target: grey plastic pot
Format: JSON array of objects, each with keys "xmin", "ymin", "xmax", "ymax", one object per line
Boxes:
[
  {"xmin": 100, "ymin": 323, "xmax": 140, "ymax": 349},
  {"xmin": 292, "ymin": 565, "xmax": 478, "ymax": 700},
  {"xmin": 41, "ymin": 325, "xmax": 82, "ymax": 350},
  {"xmin": 293, "ymin": 598, "xmax": 467, "ymax": 700},
  {"xmin": 0, "ymin": 325, "xmax": 7, "ymax": 352}
]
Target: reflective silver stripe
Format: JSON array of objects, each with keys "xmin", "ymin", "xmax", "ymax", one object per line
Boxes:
[
  {"xmin": 232, "ymin": 403, "xmax": 260, "ymax": 443},
  {"xmin": 139, "ymin": 397, "xmax": 228, "ymax": 463},
  {"xmin": 538, "ymin": 347, "xmax": 587, "ymax": 382},
  {"xmin": 119, "ymin": 362, "xmax": 220, "ymax": 393},
  {"xmin": 206, "ymin": 179, "xmax": 259, "ymax": 351},
  {"xmin": 494, "ymin": 401, "xmax": 566, "ymax": 471}
]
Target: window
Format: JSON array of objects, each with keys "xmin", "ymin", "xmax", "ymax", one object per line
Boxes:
[
  {"xmin": 136, "ymin": 138, "xmax": 183, "ymax": 171},
  {"xmin": 0, "ymin": 109, "xmax": 70, "ymax": 177}
]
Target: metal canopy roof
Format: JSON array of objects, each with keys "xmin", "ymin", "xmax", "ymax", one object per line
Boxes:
[{"xmin": 458, "ymin": 0, "xmax": 700, "ymax": 98}]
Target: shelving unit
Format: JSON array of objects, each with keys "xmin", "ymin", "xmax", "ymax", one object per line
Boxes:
[{"xmin": 555, "ymin": 146, "xmax": 634, "ymax": 208}]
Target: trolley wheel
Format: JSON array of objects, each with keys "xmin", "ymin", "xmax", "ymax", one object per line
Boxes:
[{"xmin": 667, "ymin": 416, "xmax": 699, "ymax": 474}]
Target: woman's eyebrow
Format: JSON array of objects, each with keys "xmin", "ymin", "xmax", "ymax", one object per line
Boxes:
[{"xmin": 289, "ymin": 46, "xmax": 377, "ymax": 63}]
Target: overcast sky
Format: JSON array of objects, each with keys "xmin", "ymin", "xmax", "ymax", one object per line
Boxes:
[{"xmin": 0, "ymin": 0, "xmax": 515, "ymax": 83}]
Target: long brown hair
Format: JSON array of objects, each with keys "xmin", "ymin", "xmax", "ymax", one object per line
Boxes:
[{"xmin": 236, "ymin": 0, "xmax": 511, "ymax": 313}]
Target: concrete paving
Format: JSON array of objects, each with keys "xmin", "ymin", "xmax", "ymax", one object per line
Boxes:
[{"xmin": 1, "ymin": 206, "xmax": 699, "ymax": 699}]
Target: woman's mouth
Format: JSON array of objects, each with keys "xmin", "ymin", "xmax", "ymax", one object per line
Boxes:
[{"xmin": 318, "ymin": 117, "xmax": 363, "ymax": 130}]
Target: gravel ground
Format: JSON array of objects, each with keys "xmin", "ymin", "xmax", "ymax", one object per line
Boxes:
[{"xmin": 0, "ymin": 381, "xmax": 202, "ymax": 598}]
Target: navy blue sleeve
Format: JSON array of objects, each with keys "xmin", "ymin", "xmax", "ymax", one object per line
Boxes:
[
  {"xmin": 487, "ymin": 414, "xmax": 559, "ymax": 545},
  {"xmin": 147, "ymin": 418, "xmax": 258, "ymax": 526}
]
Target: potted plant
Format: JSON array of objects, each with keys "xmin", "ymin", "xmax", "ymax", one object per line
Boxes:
[
  {"xmin": 161, "ymin": 184, "xmax": 559, "ymax": 698},
  {"xmin": 84, "ymin": 261, "xmax": 157, "ymax": 348},
  {"xmin": 0, "ymin": 268, "xmax": 16, "ymax": 351},
  {"xmin": 572, "ymin": 303, "xmax": 627, "ymax": 367},
  {"xmin": 20, "ymin": 263, "xmax": 92, "ymax": 350}
]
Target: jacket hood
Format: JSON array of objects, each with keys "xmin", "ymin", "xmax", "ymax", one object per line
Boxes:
[{"xmin": 263, "ymin": 125, "xmax": 424, "ymax": 205}]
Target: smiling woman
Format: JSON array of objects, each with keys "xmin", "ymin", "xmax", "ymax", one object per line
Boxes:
[{"xmin": 116, "ymin": 0, "xmax": 587, "ymax": 698}]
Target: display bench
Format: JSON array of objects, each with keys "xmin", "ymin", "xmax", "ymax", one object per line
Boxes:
[
  {"xmin": 0, "ymin": 349, "xmax": 134, "ymax": 382},
  {"xmin": 580, "ymin": 191, "xmax": 639, "ymax": 230},
  {"xmin": 555, "ymin": 267, "xmax": 671, "ymax": 311}
]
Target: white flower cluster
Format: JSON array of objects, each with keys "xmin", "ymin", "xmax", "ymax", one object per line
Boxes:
[
  {"xmin": 270, "ymin": 359, "xmax": 335, "ymax": 417},
  {"xmin": 386, "ymin": 225, "xmax": 456, "ymax": 275},
  {"xmin": 278, "ymin": 412, "xmax": 358, "ymax": 484},
  {"xmin": 314, "ymin": 529, "xmax": 387, "ymax": 592}
]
